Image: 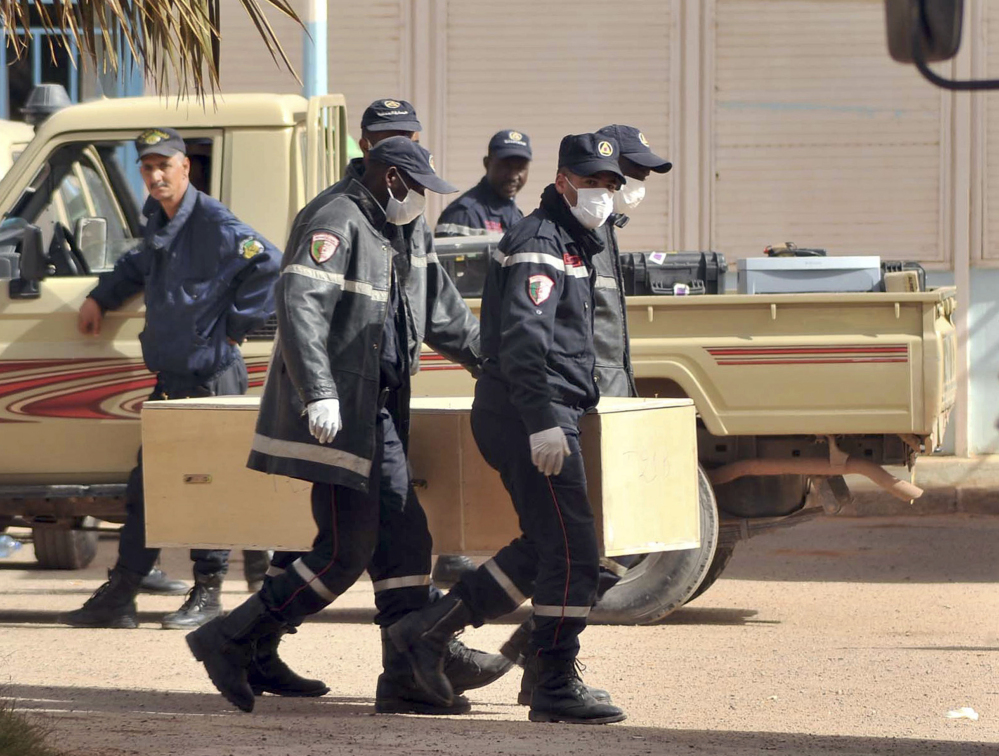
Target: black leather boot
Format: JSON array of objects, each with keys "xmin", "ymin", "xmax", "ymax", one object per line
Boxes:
[
  {"xmin": 500, "ymin": 617, "xmax": 534, "ymax": 666},
  {"xmin": 387, "ymin": 593, "xmax": 472, "ymax": 706},
  {"xmin": 243, "ymin": 550, "xmax": 271, "ymax": 593},
  {"xmin": 445, "ymin": 635, "xmax": 514, "ymax": 694},
  {"xmin": 162, "ymin": 572, "xmax": 224, "ymax": 629},
  {"xmin": 247, "ymin": 626, "xmax": 329, "ymax": 697},
  {"xmin": 61, "ymin": 567, "xmax": 141, "ymax": 629},
  {"xmin": 139, "ymin": 567, "xmax": 188, "ymax": 596},
  {"xmin": 518, "ymin": 653, "xmax": 612, "ymax": 706},
  {"xmin": 186, "ymin": 594, "xmax": 282, "ymax": 713},
  {"xmin": 431, "ymin": 555, "xmax": 477, "ymax": 587},
  {"xmin": 375, "ymin": 629, "xmax": 471, "ymax": 715},
  {"xmin": 528, "ymin": 657, "xmax": 626, "ymax": 725}
]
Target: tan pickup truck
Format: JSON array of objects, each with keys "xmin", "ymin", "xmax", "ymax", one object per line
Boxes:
[{"xmin": 0, "ymin": 93, "xmax": 956, "ymax": 624}]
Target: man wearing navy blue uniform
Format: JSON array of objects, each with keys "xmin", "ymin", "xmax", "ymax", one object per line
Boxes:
[
  {"xmin": 62, "ymin": 128, "xmax": 281, "ymax": 634},
  {"xmin": 434, "ymin": 129, "xmax": 531, "ymax": 238},
  {"xmin": 389, "ymin": 134, "xmax": 629, "ymax": 725}
]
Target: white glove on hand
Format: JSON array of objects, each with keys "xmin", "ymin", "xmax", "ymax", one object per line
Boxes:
[
  {"xmin": 529, "ymin": 426, "xmax": 572, "ymax": 477},
  {"xmin": 307, "ymin": 398, "xmax": 341, "ymax": 444}
]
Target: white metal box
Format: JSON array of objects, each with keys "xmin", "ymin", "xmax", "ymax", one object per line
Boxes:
[
  {"xmin": 738, "ymin": 256, "xmax": 882, "ymax": 294},
  {"xmin": 141, "ymin": 396, "xmax": 700, "ymax": 557}
]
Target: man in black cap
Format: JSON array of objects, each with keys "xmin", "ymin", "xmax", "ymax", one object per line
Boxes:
[
  {"xmin": 63, "ymin": 127, "xmax": 281, "ymax": 631},
  {"xmin": 187, "ymin": 137, "xmax": 501, "ymax": 717},
  {"xmin": 256, "ymin": 99, "xmax": 512, "ymax": 707},
  {"xmin": 590, "ymin": 124, "xmax": 672, "ymax": 397},
  {"xmin": 434, "ymin": 129, "xmax": 531, "ymax": 238},
  {"xmin": 429, "ymin": 129, "xmax": 531, "ymax": 584},
  {"xmin": 494, "ymin": 124, "xmax": 674, "ymax": 701},
  {"xmin": 388, "ymin": 134, "xmax": 628, "ymax": 726}
]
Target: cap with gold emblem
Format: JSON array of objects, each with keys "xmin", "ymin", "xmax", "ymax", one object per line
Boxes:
[
  {"xmin": 487, "ymin": 129, "xmax": 532, "ymax": 161},
  {"xmin": 596, "ymin": 124, "xmax": 671, "ymax": 173},
  {"xmin": 557, "ymin": 133, "xmax": 626, "ymax": 184},
  {"xmin": 361, "ymin": 98, "xmax": 423, "ymax": 133},
  {"xmin": 134, "ymin": 127, "xmax": 187, "ymax": 160}
]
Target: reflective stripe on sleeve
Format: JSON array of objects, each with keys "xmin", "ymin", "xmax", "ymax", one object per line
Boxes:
[
  {"xmin": 492, "ymin": 250, "xmax": 565, "ymax": 270},
  {"xmin": 436, "ymin": 223, "xmax": 489, "ymax": 237},
  {"xmin": 595, "ymin": 275, "xmax": 619, "ymax": 289},
  {"xmin": 283, "ymin": 265, "xmax": 388, "ymax": 302},
  {"xmin": 371, "ymin": 574, "xmax": 432, "ymax": 593}
]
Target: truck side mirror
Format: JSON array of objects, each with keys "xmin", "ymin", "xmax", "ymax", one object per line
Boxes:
[
  {"xmin": 885, "ymin": 0, "xmax": 999, "ymax": 90},
  {"xmin": 886, "ymin": 0, "xmax": 963, "ymax": 64},
  {"xmin": 74, "ymin": 216, "xmax": 108, "ymax": 271},
  {"xmin": 8, "ymin": 223, "xmax": 46, "ymax": 299},
  {"xmin": 17, "ymin": 224, "xmax": 47, "ymax": 281}
]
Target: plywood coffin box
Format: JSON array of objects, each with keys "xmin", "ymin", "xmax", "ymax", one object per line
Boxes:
[{"xmin": 142, "ymin": 396, "xmax": 700, "ymax": 556}]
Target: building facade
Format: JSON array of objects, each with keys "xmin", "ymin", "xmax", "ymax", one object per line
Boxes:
[{"xmin": 7, "ymin": 0, "xmax": 999, "ymax": 457}]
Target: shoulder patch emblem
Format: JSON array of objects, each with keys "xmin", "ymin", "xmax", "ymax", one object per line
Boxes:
[
  {"xmin": 310, "ymin": 232, "xmax": 340, "ymax": 264},
  {"xmin": 240, "ymin": 238, "xmax": 264, "ymax": 259},
  {"xmin": 528, "ymin": 274, "xmax": 554, "ymax": 305}
]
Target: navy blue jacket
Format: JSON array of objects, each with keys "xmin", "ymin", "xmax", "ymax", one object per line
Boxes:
[
  {"xmin": 89, "ymin": 185, "xmax": 280, "ymax": 381},
  {"xmin": 476, "ymin": 184, "xmax": 603, "ymax": 434},
  {"xmin": 434, "ymin": 177, "xmax": 523, "ymax": 237}
]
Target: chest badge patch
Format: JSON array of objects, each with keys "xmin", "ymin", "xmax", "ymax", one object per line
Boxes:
[
  {"xmin": 310, "ymin": 232, "xmax": 340, "ymax": 264},
  {"xmin": 241, "ymin": 238, "xmax": 264, "ymax": 259},
  {"xmin": 528, "ymin": 274, "xmax": 554, "ymax": 305}
]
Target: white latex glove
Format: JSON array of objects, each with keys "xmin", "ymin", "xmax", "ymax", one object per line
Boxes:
[
  {"xmin": 529, "ymin": 426, "xmax": 572, "ymax": 477},
  {"xmin": 307, "ymin": 398, "xmax": 342, "ymax": 444}
]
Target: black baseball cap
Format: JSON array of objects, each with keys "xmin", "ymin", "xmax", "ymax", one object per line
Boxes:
[
  {"xmin": 135, "ymin": 127, "xmax": 186, "ymax": 159},
  {"xmin": 596, "ymin": 124, "xmax": 672, "ymax": 173},
  {"xmin": 361, "ymin": 98, "xmax": 422, "ymax": 133},
  {"xmin": 369, "ymin": 136, "xmax": 457, "ymax": 194},
  {"xmin": 557, "ymin": 133, "xmax": 626, "ymax": 184},
  {"xmin": 488, "ymin": 129, "xmax": 532, "ymax": 160}
]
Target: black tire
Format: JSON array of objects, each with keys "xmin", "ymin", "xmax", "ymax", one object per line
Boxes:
[
  {"xmin": 685, "ymin": 542, "xmax": 737, "ymax": 603},
  {"xmin": 590, "ymin": 466, "xmax": 720, "ymax": 625},
  {"xmin": 32, "ymin": 518, "xmax": 99, "ymax": 570}
]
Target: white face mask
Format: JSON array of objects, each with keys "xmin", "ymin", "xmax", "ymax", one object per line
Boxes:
[
  {"xmin": 613, "ymin": 178, "xmax": 646, "ymax": 214},
  {"xmin": 385, "ymin": 172, "xmax": 426, "ymax": 225},
  {"xmin": 565, "ymin": 180, "xmax": 614, "ymax": 230}
]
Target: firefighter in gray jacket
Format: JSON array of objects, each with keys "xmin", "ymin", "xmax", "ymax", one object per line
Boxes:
[{"xmin": 186, "ymin": 137, "xmax": 483, "ymax": 715}]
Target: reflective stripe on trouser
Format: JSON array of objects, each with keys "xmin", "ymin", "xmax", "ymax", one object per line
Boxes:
[
  {"xmin": 265, "ymin": 405, "xmax": 432, "ymax": 627},
  {"xmin": 116, "ymin": 358, "xmax": 248, "ymax": 579},
  {"xmin": 453, "ymin": 403, "xmax": 599, "ymax": 660}
]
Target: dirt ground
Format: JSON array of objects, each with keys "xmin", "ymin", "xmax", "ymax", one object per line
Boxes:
[{"xmin": 1, "ymin": 514, "xmax": 997, "ymax": 755}]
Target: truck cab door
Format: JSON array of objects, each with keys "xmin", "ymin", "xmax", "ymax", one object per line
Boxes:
[
  {"xmin": 0, "ymin": 137, "xmax": 148, "ymax": 481},
  {"xmin": 304, "ymin": 94, "xmax": 349, "ymax": 203}
]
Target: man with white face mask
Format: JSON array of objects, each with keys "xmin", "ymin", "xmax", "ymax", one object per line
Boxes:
[
  {"xmin": 188, "ymin": 137, "xmax": 490, "ymax": 717},
  {"xmin": 388, "ymin": 134, "xmax": 628, "ymax": 725},
  {"xmin": 590, "ymin": 124, "xmax": 673, "ymax": 397}
]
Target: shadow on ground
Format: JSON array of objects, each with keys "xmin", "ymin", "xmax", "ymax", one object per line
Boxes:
[{"xmin": 7, "ymin": 684, "xmax": 996, "ymax": 756}]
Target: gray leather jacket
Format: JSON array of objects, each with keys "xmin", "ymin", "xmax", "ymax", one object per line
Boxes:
[
  {"xmin": 248, "ymin": 176, "xmax": 480, "ymax": 492},
  {"xmin": 591, "ymin": 214, "xmax": 637, "ymax": 398}
]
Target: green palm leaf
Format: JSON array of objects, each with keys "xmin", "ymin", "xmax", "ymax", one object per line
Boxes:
[{"xmin": 0, "ymin": 0, "xmax": 304, "ymax": 99}]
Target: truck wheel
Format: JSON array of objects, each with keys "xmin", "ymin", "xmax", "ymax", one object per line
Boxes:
[
  {"xmin": 685, "ymin": 542, "xmax": 737, "ymax": 603},
  {"xmin": 32, "ymin": 518, "xmax": 99, "ymax": 570},
  {"xmin": 590, "ymin": 466, "xmax": 719, "ymax": 625}
]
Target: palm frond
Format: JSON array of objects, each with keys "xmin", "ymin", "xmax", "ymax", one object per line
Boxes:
[{"xmin": 0, "ymin": 0, "xmax": 304, "ymax": 100}]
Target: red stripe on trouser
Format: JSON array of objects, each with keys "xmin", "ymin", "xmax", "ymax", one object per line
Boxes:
[
  {"xmin": 545, "ymin": 475, "xmax": 573, "ymax": 653},
  {"xmin": 277, "ymin": 487, "xmax": 340, "ymax": 613}
]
